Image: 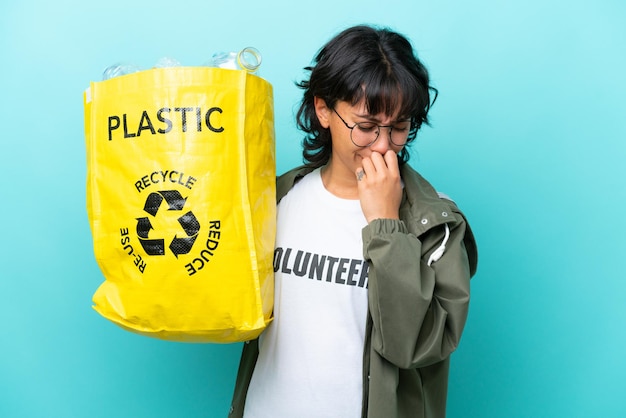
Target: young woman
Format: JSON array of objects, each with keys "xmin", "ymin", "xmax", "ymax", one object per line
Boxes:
[{"xmin": 229, "ymin": 24, "xmax": 478, "ymax": 418}]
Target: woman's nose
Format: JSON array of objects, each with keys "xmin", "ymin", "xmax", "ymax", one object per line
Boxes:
[{"xmin": 369, "ymin": 127, "xmax": 393, "ymax": 153}]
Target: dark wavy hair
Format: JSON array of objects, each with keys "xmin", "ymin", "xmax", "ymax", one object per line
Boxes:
[{"xmin": 296, "ymin": 25, "xmax": 437, "ymax": 167}]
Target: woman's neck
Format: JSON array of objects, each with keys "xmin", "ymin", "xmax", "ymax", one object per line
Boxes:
[{"xmin": 319, "ymin": 160, "xmax": 359, "ymax": 200}]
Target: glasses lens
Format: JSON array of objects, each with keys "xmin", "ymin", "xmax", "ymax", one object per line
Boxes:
[
  {"xmin": 352, "ymin": 122, "xmax": 411, "ymax": 147},
  {"xmin": 352, "ymin": 123, "xmax": 379, "ymax": 146},
  {"xmin": 390, "ymin": 122, "xmax": 411, "ymax": 146}
]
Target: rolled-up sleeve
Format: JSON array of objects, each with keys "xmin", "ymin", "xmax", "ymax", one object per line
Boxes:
[{"xmin": 363, "ymin": 216, "xmax": 472, "ymax": 369}]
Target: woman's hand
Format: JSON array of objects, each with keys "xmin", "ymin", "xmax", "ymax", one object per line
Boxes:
[{"xmin": 356, "ymin": 150, "xmax": 403, "ymax": 223}]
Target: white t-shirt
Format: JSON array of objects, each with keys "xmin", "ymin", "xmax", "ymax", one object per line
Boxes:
[{"xmin": 243, "ymin": 168, "xmax": 369, "ymax": 418}]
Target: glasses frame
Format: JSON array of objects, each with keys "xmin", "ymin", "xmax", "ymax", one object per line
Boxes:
[{"xmin": 331, "ymin": 108, "xmax": 411, "ymax": 148}]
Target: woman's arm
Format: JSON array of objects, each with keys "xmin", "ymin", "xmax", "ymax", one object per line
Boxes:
[{"xmin": 363, "ymin": 214, "xmax": 473, "ymax": 369}]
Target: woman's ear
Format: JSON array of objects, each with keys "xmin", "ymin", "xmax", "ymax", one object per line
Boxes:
[{"xmin": 314, "ymin": 96, "xmax": 331, "ymax": 128}]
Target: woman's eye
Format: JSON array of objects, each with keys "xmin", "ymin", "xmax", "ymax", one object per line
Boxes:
[
  {"xmin": 393, "ymin": 124, "xmax": 410, "ymax": 132},
  {"xmin": 356, "ymin": 123, "xmax": 377, "ymax": 133}
]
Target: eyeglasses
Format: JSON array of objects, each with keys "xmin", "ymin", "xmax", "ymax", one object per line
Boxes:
[{"xmin": 332, "ymin": 108, "xmax": 412, "ymax": 148}]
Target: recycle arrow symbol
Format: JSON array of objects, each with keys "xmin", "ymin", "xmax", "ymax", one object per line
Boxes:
[
  {"xmin": 136, "ymin": 190, "xmax": 200, "ymax": 257},
  {"xmin": 169, "ymin": 211, "xmax": 201, "ymax": 258},
  {"xmin": 136, "ymin": 216, "xmax": 165, "ymax": 255},
  {"xmin": 143, "ymin": 190, "xmax": 187, "ymax": 216}
]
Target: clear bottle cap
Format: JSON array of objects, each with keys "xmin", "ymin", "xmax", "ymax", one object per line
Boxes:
[{"xmin": 236, "ymin": 47, "xmax": 262, "ymax": 72}]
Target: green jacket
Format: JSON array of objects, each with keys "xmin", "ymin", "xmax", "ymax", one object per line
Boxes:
[{"xmin": 229, "ymin": 164, "xmax": 478, "ymax": 418}]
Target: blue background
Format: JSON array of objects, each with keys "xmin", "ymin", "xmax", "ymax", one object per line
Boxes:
[{"xmin": 1, "ymin": 0, "xmax": 625, "ymax": 417}]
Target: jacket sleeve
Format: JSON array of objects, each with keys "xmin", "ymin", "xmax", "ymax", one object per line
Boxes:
[{"xmin": 362, "ymin": 214, "xmax": 474, "ymax": 369}]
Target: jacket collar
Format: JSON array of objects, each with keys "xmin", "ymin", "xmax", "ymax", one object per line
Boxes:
[{"xmin": 398, "ymin": 164, "xmax": 457, "ymax": 235}]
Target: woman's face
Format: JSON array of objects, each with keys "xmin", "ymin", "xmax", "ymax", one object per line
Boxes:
[{"xmin": 318, "ymin": 98, "xmax": 406, "ymax": 176}]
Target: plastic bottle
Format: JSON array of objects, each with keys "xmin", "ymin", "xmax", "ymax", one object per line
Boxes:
[
  {"xmin": 102, "ymin": 63, "xmax": 141, "ymax": 80},
  {"xmin": 206, "ymin": 47, "xmax": 262, "ymax": 73}
]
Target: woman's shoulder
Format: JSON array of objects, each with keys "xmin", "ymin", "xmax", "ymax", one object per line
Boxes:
[
  {"xmin": 400, "ymin": 165, "xmax": 478, "ymax": 277},
  {"xmin": 276, "ymin": 165, "xmax": 316, "ymax": 200}
]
